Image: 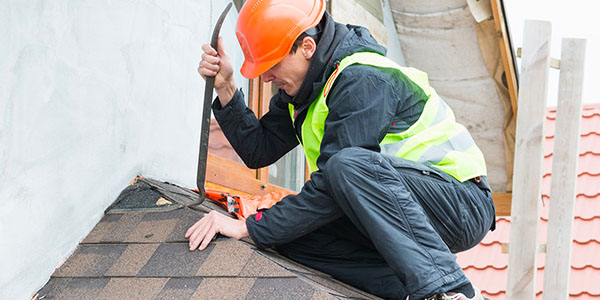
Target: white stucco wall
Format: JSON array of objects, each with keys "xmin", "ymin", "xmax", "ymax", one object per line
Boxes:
[{"xmin": 0, "ymin": 1, "xmax": 244, "ymax": 299}]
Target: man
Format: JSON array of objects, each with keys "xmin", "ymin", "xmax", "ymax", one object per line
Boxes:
[{"xmin": 186, "ymin": 0, "xmax": 495, "ymax": 299}]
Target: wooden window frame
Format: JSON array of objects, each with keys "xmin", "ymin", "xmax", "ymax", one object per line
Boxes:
[{"xmin": 206, "ymin": 78, "xmax": 303, "ymax": 196}]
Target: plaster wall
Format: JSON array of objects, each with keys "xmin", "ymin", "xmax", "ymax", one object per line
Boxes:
[{"xmin": 0, "ymin": 1, "xmax": 244, "ymax": 299}]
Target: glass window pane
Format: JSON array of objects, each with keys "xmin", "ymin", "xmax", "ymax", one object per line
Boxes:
[
  {"xmin": 269, "ymin": 147, "xmax": 306, "ymax": 192},
  {"xmin": 266, "ymin": 79, "xmax": 306, "ymax": 191}
]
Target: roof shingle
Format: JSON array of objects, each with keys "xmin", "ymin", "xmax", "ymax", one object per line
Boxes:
[{"xmin": 35, "ymin": 179, "xmax": 381, "ymax": 300}]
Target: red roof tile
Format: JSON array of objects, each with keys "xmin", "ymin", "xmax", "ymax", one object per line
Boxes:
[
  {"xmin": 544, "ymin": 154, "xmax": 600, "ymax": 179},
  {"xmin": 463, "ymin": 267, "xmax": 600, "ymax": 299},
  {"xmin": 459, "ymin": 104, "xmax": 600, "ymax": 298}
]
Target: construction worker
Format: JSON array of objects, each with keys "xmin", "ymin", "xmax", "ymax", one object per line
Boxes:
[{"xmin": 186, "ymin": 0, "xmax": 495, "ymax": 299}]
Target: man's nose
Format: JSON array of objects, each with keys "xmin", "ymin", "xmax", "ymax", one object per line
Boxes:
[{"xmin": 262, "ymin": 70, "xmax": 274, "ymax": 82}]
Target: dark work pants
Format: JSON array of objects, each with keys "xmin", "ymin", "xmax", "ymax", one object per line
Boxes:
[{"xmin": 275, "ymin": 147, "xmax": 495, "ymax": 299}]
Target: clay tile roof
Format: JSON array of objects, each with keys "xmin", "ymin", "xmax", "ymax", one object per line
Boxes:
[
  {"xmin": 35, "ymin": 178, "xmax": 380, "ymax": 300},
  {"xmin": 457, "ymin": 104, "xmax": 600, "ymax": 299}
]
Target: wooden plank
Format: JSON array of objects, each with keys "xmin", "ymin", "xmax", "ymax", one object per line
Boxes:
[
  {"xmin": 517, "ymin": 48, "xmax": 560, "ymax": 69},
  {"xmin": 490, "ymin": 0, "xmax": 519, "ymax": 116},
  {"xmin": 205, "ymin": 181, "xmax": 253, "ymax": 196},
  {"xmin": 256, "ymin": 80, "xmax": 272, "ymax": 183},
  {"xmin": 206, "ymin": 153, "xmax": 293, "ymax": 196},
  {"xmin": 506, "ymin": 20, "xmax": 551, "ymax": 300},
  {"xmin": 207, "ymin": 152, "xmax": 255, "ymax": 178},
  {"xmin": 248, "ymin": 78, "xmax": 260, "ymax": 118},
  {"xmin": 542, "ymin": 38, "xmax": 586, "ymax": 300},
  {"xmin": 492, "ymin": 193, "xmax": 512, "ymax": 216}
]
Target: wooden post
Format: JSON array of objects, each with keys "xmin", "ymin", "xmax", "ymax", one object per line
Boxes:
[
  {"xmin": 542, "ymin": 38, "xmax": 586, "ymax": 300},
  {"xmin": 506, "ymin": 20, "xmax": 551, "ymax": 300}
]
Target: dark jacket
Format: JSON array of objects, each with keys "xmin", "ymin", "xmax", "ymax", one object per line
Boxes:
[{"xmin": 212, "ymin": 13, "xmax": 428, "ymax": 249}]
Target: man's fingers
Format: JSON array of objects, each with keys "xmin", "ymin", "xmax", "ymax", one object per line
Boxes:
[
  {"xmin": 185, "ymin": 220, "xmax": 201, "ymax": 238},
  {"xmin": 199, "ymin": 223, "xmax": 217, "ymax": 251},
  {"xmin": 198, "ymin": 47, "xmax": 221, "ymax": 79},
  {"xmin": 189, "ymin": 219, "xmax": 210, "ymax": 250},
  {"xmin": 201, "ymin": 43, "xmax": 217, "ymax": 56},
  {"xmin": 199, "ymin": 59, "xmax": 220, "ymax": 73},
  {"xmin": 197, "ymin": 66, "xmax": 217, "ymax": 79},
  {"xmin": 201, "ymin": 52, "xmax": 220, "ymax": 65},
  {"xmin": 188, "ymin": 212, "xmax": 218, "ymax": 250}
]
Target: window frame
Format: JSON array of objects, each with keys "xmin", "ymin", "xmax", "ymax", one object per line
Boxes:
[{"xmin": 206, "ymin": 78, "xmax": 306, "ymax": 195}]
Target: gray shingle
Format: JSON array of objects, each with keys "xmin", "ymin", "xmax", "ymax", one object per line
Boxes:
[
  {"xmin": 105, "ymin": 243, "xmax": 159, "ymax": 276},
  {"xmin": 35, "ymin": 278, "xmax": 71, "ymax": 299},
  {"xmin": 96, "ymin": 278, "xmax": 168, "ymax": 300},
  {"xmin": 138, "ymin": 243, "xmax": 213, "ymax": 277},
  {"xmin": 245, "ymin": 278, "xmax": 315, "ymax": 300},
  {"xmin": 100, "ymin": 212, "xmax": 144, "ymax": 243},
  {"xmin": 166, "ymin": 208, "xmax": 204, "ymax": 243},
  {"xmin": 154, "ymin": 278, "xmax": 203, "ymax": 300},
  {"xmin": 55, "ymin": 278, "xmax": 110, "ymax": 300},
  {"xmin": 53, "ymin": 244, "xmax": 126, "ymax": 277},
  {"xmin": 189, "ymin": 277, "xmax": 256, "ymax": 300},
  {"xmin": 197, "ymin": 238, "xmax": 253, "ymax": 276},
  {"xmin": 82, "ymin": 214, "xmax": 122, "ymax": 244}
]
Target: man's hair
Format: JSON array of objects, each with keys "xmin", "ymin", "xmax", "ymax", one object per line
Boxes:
[{"xmin": 289, "ymin": 28, "xmax": 321, "ymax": 54}]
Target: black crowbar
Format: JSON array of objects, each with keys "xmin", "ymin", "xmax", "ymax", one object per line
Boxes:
[{"xmin": 194, "ymin": 2, "xmax": 233, "ymax": 209}]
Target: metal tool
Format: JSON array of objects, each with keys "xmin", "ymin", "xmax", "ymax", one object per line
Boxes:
[{"xmin": 195, "ymin": 2, "xmax": 233, "ymax": 207}]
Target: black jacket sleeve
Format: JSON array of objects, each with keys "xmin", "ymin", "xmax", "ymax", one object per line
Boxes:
[
  {"xmin": 212, "ymin": 89, "xmax": 299, "ymax": 168},
  {"xmin": 246, "ymin": 66, "xmax": 416, "ymax": 249}
]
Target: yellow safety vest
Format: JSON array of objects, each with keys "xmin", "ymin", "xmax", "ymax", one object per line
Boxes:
[{"xmin": 289, "ymin": 52, "xmax": 487, "ymax": 182}]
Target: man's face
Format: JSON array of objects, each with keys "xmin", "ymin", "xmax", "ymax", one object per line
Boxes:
[{"xmin": 261, "ymin": 38, "xmax": 315, "ymax": 96}]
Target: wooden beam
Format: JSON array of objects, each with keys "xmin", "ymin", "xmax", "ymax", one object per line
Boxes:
[
  {"xmin": 542, "ymin": 38, "xmax": 586, "ymax": 300},
  {"xmin": 256, "ymin": 81, "xmax": 272, "ymax": 183},
  {"xmin": 490, "ymin": 0, "xmax": 519, "ymax": 116},
  {"xmin": 492, "ymin": 193, "xmax": 512, "ymax": 216},
  {"xmin": 517, "ymin": 47, "xmax": 561, "ymax": 69},
  {"xmin": 248, "ymin": 78, "xmax": 261, "ymax": 118},
  {"xmin": 506, "ymin": 20, "xmax": 551, "ymax": 300},
  {"xmin": 206, "ymin": 152, "xmax": 293, "ymax": 196}
]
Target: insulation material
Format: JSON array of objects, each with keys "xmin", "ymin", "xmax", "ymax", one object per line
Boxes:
[
  {"xmin": 390, "ymin": 0, "xmax": 512, "ymax": 192},
  {"xmin": 332, "ymin": 0, "xmax": 388, "ymax": 46}
]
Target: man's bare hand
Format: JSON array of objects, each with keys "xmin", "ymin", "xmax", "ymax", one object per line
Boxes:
[
  {"xmin": 185, "ymin": 210, "xmax": 249, "ymax": 251},
  {"xmin": 198, "ymin": 37, "xmax": 236, "ymax": 106}
]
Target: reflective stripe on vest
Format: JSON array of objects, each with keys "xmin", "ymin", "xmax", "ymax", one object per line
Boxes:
[{"xmin": 289, "ymin": 52, "xmax": 487, "ymax": 182}]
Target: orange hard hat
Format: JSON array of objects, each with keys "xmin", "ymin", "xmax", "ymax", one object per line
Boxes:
[{"xmin": 236, "ymin": 0, "xmax": 326, "ymax": 78}]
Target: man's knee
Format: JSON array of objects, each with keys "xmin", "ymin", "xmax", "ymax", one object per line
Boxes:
[
  {"xmin": 323, "ymin": 147, "xmax": 374, "ymax": 184},
  {"xmin": 325, "ymin": 147, "xmax": 371, "ymax": 172}
]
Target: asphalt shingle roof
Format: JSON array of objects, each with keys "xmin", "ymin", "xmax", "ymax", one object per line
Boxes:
[{"xmin": 35, "ymin": 178, "xmax": 380, "ymax": 300}]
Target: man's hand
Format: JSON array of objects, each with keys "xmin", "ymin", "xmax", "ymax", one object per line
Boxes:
[
  {"xmin": 198, "ymin": 37, "xmax": 237, "ymax": 106},
  {"xmin": 185, "ymin": 210, "xmax": 249, "ymax": 251}
]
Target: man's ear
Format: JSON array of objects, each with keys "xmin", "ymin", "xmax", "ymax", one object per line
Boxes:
[{"xmin": 301, "ymin": 37, "xmax": 317, "ymax": 59}]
